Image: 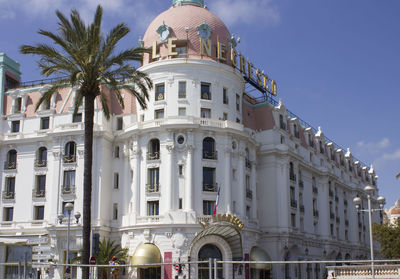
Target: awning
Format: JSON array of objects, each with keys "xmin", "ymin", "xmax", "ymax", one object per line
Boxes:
[
  {"xmin": 250, "ymin": 247, "xmax": 272, "ymax": 270},
  {"xmin": 189, "ymin": 221, "xmax": 243, "ymax": 260},
  {"xmin": 0, "ymin": 237, "xmax": 28, "ymax": 244},
  {"xmin": 131, "ymin": 243, "xmax": 161, "ymax": 268}
]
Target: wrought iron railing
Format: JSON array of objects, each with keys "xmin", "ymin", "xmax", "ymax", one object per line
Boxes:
[
  {"xmin": 313, "ymin": 210, "xmax": 319, "ymax": 217},
  {"xmin": 61, "ymin": 185, "xmax": 75, "ymax": 195},
  {"xmin": 2, "ymin": 191, "xmax": 15, "ymax": 200},
  {"xmin": 202, "ymin": 183, "xmax": 218, "ymax": 192},
  {"xmin": 32, "ymin": 189, "xmax": 45, "ymax": 198},
  {"xmin": 245, "ymin": 158, "xmax": 251, "ymax": 169},
  {"xmin": 147, "ymin": 152, "xmax": 160, "ymax": 160},
  {"xmin": 4, "ymin": 161, "xmax": 16, "ymax": 170},
  {"xmin": 202, "ymin": 150, "xmax": 218, "ymax": 160},
  {"xmin": 290, "ymin": 200, "xmax": 297, "ymax": 208},
  {"xmin": 146, "ymin": 184, "xmax": 160, "ymax": 193},
  {"xmin": 63, "ymin": 155, "xmax": 76, "ymax": 163},
  {"xmin": 246, "ymin": 189, "xmax": 253, "ymax": 199},
  {"xmin": 34, "ymin": 160, "xmax": 47, "ymax": 168}
]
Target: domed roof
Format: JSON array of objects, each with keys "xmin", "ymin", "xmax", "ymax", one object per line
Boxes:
[
  {"xmin": 142, "ymin": 5, "xmax": 232, "ymax": 65},
  {"xmin": 391, "ymin": 208, "xmax": 400, "ymax": 215}
]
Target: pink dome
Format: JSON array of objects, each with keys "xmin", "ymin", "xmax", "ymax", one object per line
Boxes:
[{"xmin": 142, "ymin": 5, "xmax": 232, "ymax": 65}]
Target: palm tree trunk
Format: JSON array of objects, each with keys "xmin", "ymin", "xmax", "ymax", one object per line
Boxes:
[{"xmin": 82, "ymin": 94, "xmax": 95, "ymax": 279}]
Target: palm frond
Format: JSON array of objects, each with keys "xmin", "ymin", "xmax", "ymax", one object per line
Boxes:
[{"xmin": 396, "ymin": 173, "xmax": 400, "ymax": 180}]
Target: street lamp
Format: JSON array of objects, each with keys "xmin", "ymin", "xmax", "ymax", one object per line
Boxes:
[
  {"xmin": 58, "ymin": 203, "xmax": 81, "ymax": 278},
  {"xmin": 353, "ymin": 186, "xmax": 385, "ymax": 279}
]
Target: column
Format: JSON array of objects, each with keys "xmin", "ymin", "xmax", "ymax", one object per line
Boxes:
[
  {"xmin": 185, "ymin": 146, "xmax": 194, "ymax": 211},
  {"xmin": 251, "ymin": 161, "xmax": 257, "ymax": 219},
  {"xmin": 130, "ymin": 147, "xmax": 141, "ymax": 215},
  {"xmin": 0, "ymin": 65, "xmax": 5, "ymax": 115},
  {"xmin": 165, "ymin": 144, "xmax": 174, "ymax": 211},
  {"xmin": 238, "ymin": 151, "xmax": 245, "ymax": 218},
  {"xmin": 224, "ymin": 149, "xmax": 232, "ymax": 214}
]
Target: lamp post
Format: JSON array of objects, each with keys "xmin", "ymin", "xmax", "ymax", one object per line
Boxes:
[
  {"xmin": 353, "ymin": 186, "xmax": 385, "ymax": 279},
  {"xmin": 58, "ymin": 203, "xmax": 81, "ymax": 278}
]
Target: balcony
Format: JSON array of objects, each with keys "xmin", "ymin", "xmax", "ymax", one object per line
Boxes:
[
  {"xmin": 2, "ymin": 191, "xmax": 15, "ymax": 200},
  {"xmin": 61, "ymin": 185, "xmax": 75, "ymax": 195},
  {"xmin": 313, "ymin": 210, "xmax": 319, "ymax": 218},
  {"xmin": 203, "ymin": 150, "xmax": 218, "ymax": 160},
  {"xmin": 330, "ymin": 213, "xmax": 335, "ymax": 219},
  {"xmin": 312, "ymin": 186, "xmax": 318, "ymax": 194},
  {"xmin": 299, "ymin": 180, "xmax": 304, "ymax": 188},
  {"xmin": 203, "ymin": 183, "xmax": 218, "ymax": 192},
  {"xmin": 63, "ymin": 155, "xmax": 76, "ymax": 163},
  {"xmin": 32, "ymin": 189, "xmax": 45, "ymax": 198},
  {"xmin": 289, "ymin": 173, "xmax": 297, "ymax": 182},
  {"xmin": 147, "ymin": 152, "xmax": 160, "ymax": 160},
  {"xmin": 246, "ymin": 189, "xmax": 253, "ymax": 199},
  {"xmin": 300, "ymin": 205, "xmax": 305, "ymax": 213},
  {"xmin": 34, "ymin": 160, "xmax": 47, "ymax": 168},
  {"xmin": 245, "ymin": 158, "xmax": 251, "ymax": 169},
  {"xmin": 4, "ymin": 161, "xmax": 16, "ymax": 170},
  {"xmin": 290, "ymin": 200, "xmax": 297, "ymax": 208},
  {"xmin": 146, "ymin": 184, "xmax": 160, "ymax": 193}
]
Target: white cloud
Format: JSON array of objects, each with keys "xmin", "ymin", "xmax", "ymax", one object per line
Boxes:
[
  {"xmin": 209, "ymin": 0, "xmax": 280, "ymax": 27},
  {"xmin": 373, "ymin": 148, "xmax": 400, "ymax": 169},
  {"xmin": 356, "ymin": 137, "xmax": 390, "ymax": 153}
]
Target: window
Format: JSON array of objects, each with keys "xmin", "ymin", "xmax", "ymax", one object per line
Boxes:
[
  {"xmin": 114, "ymin": 146, "xmax": 120, "ymax": 158},
  {"xmin": 202, "ymin": 137, "xmax": 217, "ymax": 159},
  {"xmin": 3, "ymin": 207, "xmax": 13, "ymax": 221},
  {"xmin": 113, "ymin": 203, "xmax": 118, "ymax": 220},
  {"xmin": 36, "ymin": 147, "xmax": 47, "ymax": 167},
  {"xmin": 11, "ymin": 120, "xmax": 20, "ymax": 133},
  {"xmin": 155, "ymin": 83, "xmax": 165, "ymax": 101},
  {"xmin": 294, "ymin": 124, "xmax": 299, "ymax": 138},
  {"xmin": 147, "ymin": 168, "xmax": 159, "ymax": 192},
  {"xmin": 289, "ymin": 162, "xmax": 296, "ymax": 181},
  {"xmin": 34, "ymin": 175, "xmax": 46, "ymax": 197},
  {"xmin": 114, "ymin": 173, "xmax": 119, "ymax": 189},
  {"xmin": 62, "ymin": 201, "xmax": 74, "ymax": 217},
  {"xmin": 148, "ymin": 139, "xmax": 160, "ymax": 160},
  {"xmin": 5, "ymin": 150, "xmax": 17, "ymax": 169},
  {"xmin": 63, "ymin": 170, "xmax": 75, "ymax": 193},
  {"xmin": 64, "ymin": 141, "xmax": 76, "ymax": 163},
  {"xmin": 179, "ymin": 165, "xmax": 183, "ymax": 176},
  {"xmin": 236, "ymin": 94, "xmax": 240, "ymax": 111},
  {"xmin": 201, "ymin": 83, "xmax": 211, "ymax": 100},
  {"xmin": 43, "ymin": 98, "xmax": 51, "ymax": 110},
  {"xmin": 223, "ymin": 88, "xmax": 228, "ymax": 104},
  {"xmin": 40, "ymin": 117, "xmax": 49, "ymax": 130},
  {"xmin": 203, "ymin": 167, "xmax": 216, "ymax": 191},
  {"xmin": 178, "ymin": 107, "xmax": 186, "ymax": 116},
  {"xmin": 155, "ymin": 109, "xmax": 164, "ymax": 119},
  {"xmin": 236, "ymin": 118, "xmax": 240, "ymax": 123},
  {"xmin": 34, "ymin": 206, "xmax": 44, "ymax": 220},
  {"xmin": 179, "ymin": 198, "xmax": 183, "ymax": 209},
  {"xmin": 246, "ymin": 206, "xmax": 251, "ymax": 218},
  {"xmin": 330, "ymin": 223, "xmax": 334, "ymax": 236},
  {"xmin": 4, "ymin": 177, "xmax": 15, "ymax": 199},
  {"xmin": 200, "ymin": 108, "xmax": 211, "ymax": 118},
  {"xmin": 203, "ymin": 200, "xmax": 215, "ymax": 215},
  {"xmin": 14, "ymin": 98, "xmax": 22, "ymax": 113},
  {"xmin": 178, "ymin": 81, "xmax": 186, "ymax": 98},
  {"xmin": 279, "ymin": 115, "xmax": 286, "ymax": 130},
  {"xmin": 147, "ymin": 201, "xmax": 159, "ymax": 216},
  {"xmin": 72, "ymin": 113, "xmax": 82, "ymax": 123},
  {"xmin": 319, "ymin": 141, "xmax": 324, "ymax": 154},
  {"xmin": 222, "ymin": 113, "xmax": 228, "ymax": 121},
  {"xmin": 116, "ymin": 117, "xmax": 123, "ymax": 130},
  {"xmin": 291, "ymin": 213, "xmax": 296, "ymax": 227}
]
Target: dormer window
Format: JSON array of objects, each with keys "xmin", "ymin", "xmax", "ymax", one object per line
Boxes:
[
  {"xmin": 308, "ymin": 133, "xmax": 314, "ymax": 147},
  {"xmin": 14, "ymin": 98, "xmax": 22, "ymax": 113}
]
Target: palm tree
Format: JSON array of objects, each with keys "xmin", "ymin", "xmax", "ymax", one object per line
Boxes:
[
  {"xmin": 397, "ymin": 173, "xmax": 400, "ymax": 179},
  {"xmin": 20, "ymin": 6, "xmax": 151, "ymax": 279},
  {"xmin": 94, "ymin": 238, "xmax": 129, "ymax": 279}
]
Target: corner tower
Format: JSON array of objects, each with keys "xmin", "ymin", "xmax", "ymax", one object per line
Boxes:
[{"xmin": 0, "ymin": 53, "xmax": 21, "ymax": 114}]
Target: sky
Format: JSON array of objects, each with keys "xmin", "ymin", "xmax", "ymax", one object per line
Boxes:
[{"xmin": 1, "ymin": 0, "xmax": 399, "ymax": 208}]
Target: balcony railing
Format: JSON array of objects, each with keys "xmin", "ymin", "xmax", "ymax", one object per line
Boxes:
[
  {"xmin": 290, "ymin": 200, "xmax": 297, "ymax": 208},
  {"xmin": 289, "ymin": 173, "xmax": 296, "ymax": 182},
  {"xmin": 147, "ymin": 152, "xmax": 160, "ymax": 160},
  {"xmin": 300, "ymin": 205, "xmax": 305, "ymax": 213},
  {"xmin": 202, "ymin": 150, "xmax": 218, "ymax": 160},
  {"xmin": 32, "ymin": 189, "xmax": 45, "ymax": 198},
  {"xmin": 34, "ymin": 160, "xmax": 47, "ymax": 168},
  {"xmin": 299, "ymin": 180, "xmax": 304, "ymax": 188},
  {"xmin": 245, "ymin": 158, "xmax": 251, "ymax": 169},
  {"xmin": 63, "ymin": 155, "xmax": 76, "ymax": 163},
  {"xmin": 203, "ymin": 183, "xmax": 218, "ymax": 192},
  {"xmin": 2, "ymin": 191, "xmax": 15, "ymax": 200},
  {"xmin": 313, "ymin": 210, "xmax": 319, "ymax": 218},
  {"xmin": 312, "ymin": 186, "xmax": 318, "ymax": 194},
  {"xmin": 246, "ymin": 189, "xmax": 253, "ymax": 199},
  {"xmin": 61, "ymin": 185, "xmax": 75, "ymax": 195},
  {"xmin": 4, "ymin": 161, "xmax": 16, "ymax": 170},
  {"xmin": 146, "ymin": 184, "xmax": 160, "ymax": 193}
]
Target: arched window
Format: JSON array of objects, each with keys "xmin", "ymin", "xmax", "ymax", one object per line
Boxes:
[
  {"xmin": 147, "ymin": 139, "xmax": 160, "ymax": 160},
  {"xmin": 64, "ymin": 141, "xmax": 76, "ymax": 163},
  {"xmin": 279, "ymin": 114, "xmax": 286, "ymax": 130},
  {"xmin": 198, "ymin": 244, "xmax": 223, "ymax": 279},
  {"xmin": 202, "ymin": 137, "xmax": 217, "ymax": 160},
  {"xmin": 319, "ymin": 141, "xmax": 324, "ymax": 154},
  {"xmin": 245, "ymin": 148, "xmax": 251, "ymax": 169},
  {"xmin": 35, "ymin": 147, "xmax": 47, "ymax": 167},
  {"xmin": 289, "ymin": 162, "xmax": 296, "ymax": 181},
  {"xmin": 5, "ymin": 150, "xmax": 17, "ymax": 169}
]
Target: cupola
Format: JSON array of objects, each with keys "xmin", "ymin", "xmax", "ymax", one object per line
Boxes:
[{"xmin": 173, "ymin": 0, "xmax": 204, "ymax": 7}]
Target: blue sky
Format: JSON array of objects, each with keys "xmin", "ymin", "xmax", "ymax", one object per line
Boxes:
[{"xmin": 1, "ymin": 0, "xmax": 399, "ymax": 208}]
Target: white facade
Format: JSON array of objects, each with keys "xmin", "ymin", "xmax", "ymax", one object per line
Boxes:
[{"xmin": 0, "ymin": 2, "xmax": 383, "ymax": 279}]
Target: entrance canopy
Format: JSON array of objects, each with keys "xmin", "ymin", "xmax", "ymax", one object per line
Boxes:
[
  {"xmin": 250, "ymin": 247, "xmax": 272, "ymax": 270},
  {"xmin": 190, "ymin": 221, "xmax": 243, "ymax": 260},
  {"xmin": 131, "ymin": 243, "xmax": 161, "ymax": 267}
]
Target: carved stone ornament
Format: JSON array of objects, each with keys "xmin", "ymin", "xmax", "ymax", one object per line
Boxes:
[
  {"xmin": 197, "ymin": 20, "xmax": 212, "ymax": 39},
  {"xmin": 157, "ymin": 21, "xmax": 171, "ymax": 42}
]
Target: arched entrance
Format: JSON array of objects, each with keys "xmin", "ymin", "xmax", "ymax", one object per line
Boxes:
[{"xmin": 198, "ymin": 244, "xmax": 223, "ymax": 279}]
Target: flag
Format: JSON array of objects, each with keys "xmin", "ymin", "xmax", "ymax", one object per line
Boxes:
[{"xmin": 213, "ymin": 185, "xmax": 221, "ymax": 215}]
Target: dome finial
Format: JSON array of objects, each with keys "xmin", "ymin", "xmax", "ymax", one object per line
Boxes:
[{"xmin": 173, "ymin": 0, "xmax": 204, "ymax": 7}]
